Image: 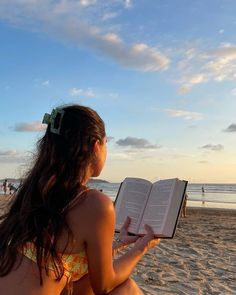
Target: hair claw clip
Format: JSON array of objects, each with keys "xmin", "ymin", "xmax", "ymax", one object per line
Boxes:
[{"xmin": 42, "ymin": 108, "xmax": 65, "ymax": 135}]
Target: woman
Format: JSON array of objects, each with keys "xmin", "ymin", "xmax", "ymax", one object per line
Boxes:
[
  {"xmin": 2, "ymin": 178, "xmax": 8, "ymax": 195},
  {"xmin": 0, "ymin": 104, "xmax": 159, "ymax": 294}
]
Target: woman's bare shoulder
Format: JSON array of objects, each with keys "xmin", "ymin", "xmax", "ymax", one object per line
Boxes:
[
  {"xmin": 84, "ymin": 189, "xmax": 114, "ymax": 213},
  {"xmin": 68, "ymin": 189, "xmax": 114, "ymax": 221},
  {"xmin": 66, "ymin": 190, "xmax": 115, "ymax": 244}
]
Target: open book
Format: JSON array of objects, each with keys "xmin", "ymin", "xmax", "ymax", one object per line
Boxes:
[{"xmin": 115, "ymin": 177, "xmax": 188, "ymax": 238}]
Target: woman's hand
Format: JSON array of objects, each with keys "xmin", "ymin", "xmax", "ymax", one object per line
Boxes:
[
  {"xmin": 113, "ymin": 217, "xmax": 138, "ymax": 256},
  {"xmin": 118, "ymin": 216, "xmax": 139, "ymax": 246},
  {"xmin": 134, "ymin": 224, "xmax": 160, "ymax": 253}
]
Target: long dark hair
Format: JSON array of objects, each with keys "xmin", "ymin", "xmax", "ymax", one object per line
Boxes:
[{"xmin": 0, "ymin": 104, "xmax": 105, "ymax": 283}]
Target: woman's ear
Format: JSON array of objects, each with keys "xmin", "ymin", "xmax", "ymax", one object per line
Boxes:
[{"xmin": 93, "ymin": 139, "xmax": 100, "ymax": 154}]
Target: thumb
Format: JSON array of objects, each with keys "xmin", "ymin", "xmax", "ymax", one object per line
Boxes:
[
  {"xmin": 121, "ymin": 216, "xmax": 131, "ymax": 229},
  {"xmin": 144, "ymin": 224, "xmax": 155, "ymax": 237}
]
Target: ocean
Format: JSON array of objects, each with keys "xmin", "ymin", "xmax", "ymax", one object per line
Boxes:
[
  {"xmin": 1, "ymin": 181, "xmax": 236, "ymax": 209},
  {"xmin": 89, "ymin": 182, "xmax": 236, "ymax": 210}
]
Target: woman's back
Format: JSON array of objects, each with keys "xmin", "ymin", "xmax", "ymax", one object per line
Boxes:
[
  {"xmin": 0, "ymin": 255, "xmax": 67, "ymax": 295},
  {"xmin": 0, "ymin": 189, "xmax": 106, "ymax": 295}
]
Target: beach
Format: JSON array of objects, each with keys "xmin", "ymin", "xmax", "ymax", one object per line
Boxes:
[
  {"xmin": 131, "ymin": 208, "xmax": 236, "ymax": 295},
  {"xmin": 1, "ymin": 195, "xmax": 235, "ymax": 294}
]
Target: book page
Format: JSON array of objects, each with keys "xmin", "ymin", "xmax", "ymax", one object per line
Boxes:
[
  {"xmin": 115, "ymin": 178, "xmax": 151, "ymax": 234},
  {"xmin": 138, "ymin": 178, "xmax": 176, "ymax": 236},
  {"xmin": 161, "ymin": 180, "xmax": 187, "ymax": 237}
]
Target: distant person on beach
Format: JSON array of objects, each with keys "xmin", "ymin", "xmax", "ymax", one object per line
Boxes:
[
  {"xmin": 201, "ymin": 186, "xmax": 205, "ymax": 204},
  {"xmin": 2, "ymin": 179, "xmax": 8, "ymax": 195},
  {"xmin": 181, "ymin": 193, "xmax": 188, "ymax": 218},
  {"xmin": 0, "ymin": 104, "xmax": 159, "ymax": 295},
  {"xmin": 9, "ymin": 183, "xmax": 17, "ymax": 195}
]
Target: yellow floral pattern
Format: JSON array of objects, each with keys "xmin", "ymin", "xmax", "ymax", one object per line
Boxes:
[{"xmin": 22, "ymin": 242, "xmax": 88, "ymax": 282}]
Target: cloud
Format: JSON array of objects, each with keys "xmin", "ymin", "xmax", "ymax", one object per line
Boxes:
[
  {"xmin": 158, "ymin": 108, "xmax": 203, "ymax": 121},
  {"xmin": 41, "ymin": 80, "xmax": 50, "ymax": 86},
  {"xmin": 177, "ymin": 85, "xmax": 191, "ymax": 95},
  {"xmin": 199, "ymin": 144, "xmax": 224, "ymax": 151},
  {"xmin": 79, "ymin": 0, "xmax": 97, "ymax": 7},
  {"xmin": 70, "ymin": 87, "xmax": 95, "ymax": 97},
  {"xmin": 203, "ymin": 45, "xmax": 236, "ymax": 81},
  {"xmin": 218, "ymin": 29, "xmax": 224, "ymax": 34},
  {"xmin": 116, "ymin": 136, "xmax": 159, "ymax": 149},
  {"xmin": 124, "ymin": 0, "xmax": 132, "ymax": 8},
  {"xmin": 102, "ymin": 12, "xmax": 118, "ymax": 21},
  {"xmin": 34, "ymin": 78, "xmax": 50, "ymax": 87},
  {"xmin": 108, "ymin": 151, "xmax": 134, "ymax": 161},
  {"xmin": 189, "ymin": 74, "xmax": 205, "ymax": 84},
  {"xmin": 14, "ymin": 121, "xmax": 46, "ymax": 132},
  {"xmin": 108, "ymin": 92, "xmax": 119, "ymax": 99},
  {"xmin": 0, "ymin": 150, "xmax": 27, "ymax": 164},
  {"xmin": 0, "ymin": 1, "xmax": 169, "ymax": 72},
  {"xmin": 231, "ymin": 88, "xmax": 236, "ymax": 95},
  {"xmin": 107, "ymin": 136, "xmax": 114, "ymax": 142},
  {"xmin": 223, "ymin": 124, "xmax": 236, "ymax": 132},
  {"xmin": 0, "ymin": 150, "xmax": 18, "ymax": 156},
  {"xmin": 177, "ymin": 44, "xmax": 236, "ymax": 92}
]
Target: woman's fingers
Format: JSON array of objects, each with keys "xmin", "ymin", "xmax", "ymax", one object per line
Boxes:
[
  {"xmin": 121, "ymin": 235, "xmax": 139, "ymax": 244},
  {"xmin": 144, "ymin": 224, "xmax": 160, "ymax": 247},
  {"xmin": 134, "ymin": 224, "xmax": 161, "ymax": 251},
  {"xmin": 144, "ymin": 224, "xmax": 154, "ymax": 236},
  {"xmin": 121, "ymin": 216, "xmax": 131, "ymax": 230},
  {"xmin": 119, "ymin": 220, "xmax": 160, "ymax": 249}
]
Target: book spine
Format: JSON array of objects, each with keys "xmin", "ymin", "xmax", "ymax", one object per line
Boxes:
[
  {"xmin": 114, "ymin": 182, "xmax": 123, "ymax": 206},
  {"xmin": 170, "ymin": 180, "xmax": 188, "ymax": 238}
]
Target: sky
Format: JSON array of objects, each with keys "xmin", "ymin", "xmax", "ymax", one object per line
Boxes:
[{"xmin": 0, "ymin": 0, "xmax": 236, "ymax": 183}]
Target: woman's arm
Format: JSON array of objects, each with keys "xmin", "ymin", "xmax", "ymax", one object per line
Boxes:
[{"xmin": 79, "ymin": 192, "xmax": 159, "ymax": 294}]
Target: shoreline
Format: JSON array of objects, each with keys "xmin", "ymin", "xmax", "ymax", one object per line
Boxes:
[
  {"xmin": 187, "ymin": 200, "xmax": 236, "ymax": 210},
  {"xmin": 1, "ymin": 193, "xmax": 236, "ymax": 211},
  {"xmin": 186, "ymin": 206, "xmax": 236, "ymax": 216}
]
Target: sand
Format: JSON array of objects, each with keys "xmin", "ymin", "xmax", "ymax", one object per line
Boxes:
[
  {"xmin": 1, "ymin": 195, "xmax": 235, "ymax": 294},
  {"xmin": 131, "ymin": 208, "xmax": 236, "ymax": 295}
]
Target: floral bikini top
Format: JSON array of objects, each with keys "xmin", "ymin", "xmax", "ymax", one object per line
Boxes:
[
  {"xmin": 21, "ymin": 189, "xmax": 92, "ymax": 292},
  {"xmin": 22, "ymin": 242, "xmax": 88, "ymax": 282}
]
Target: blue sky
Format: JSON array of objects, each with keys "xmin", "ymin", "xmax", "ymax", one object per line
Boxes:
[{"xmin": 0, "ymin": 0, "xmax": 236, "ymax": 183}]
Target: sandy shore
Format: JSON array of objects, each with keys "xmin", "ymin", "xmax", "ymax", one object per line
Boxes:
[
  {"xmin": 131, "ymin": 207, "xmax": 236, "ymax": 295},
  {"xmin": 0, "ymin": 194, "xmax": 13, "ymax": 214},
  {"xmin": 1, "ymin": 195, "xmax": 235, "ymax": 294}
]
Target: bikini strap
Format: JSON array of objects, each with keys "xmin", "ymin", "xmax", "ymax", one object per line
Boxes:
[{"xmin": 62, "ymin": 188, "xmax": 92, "ymax": 213}]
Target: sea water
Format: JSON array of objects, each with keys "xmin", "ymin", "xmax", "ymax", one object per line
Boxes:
[
  {"xmin": 89, "ymin": 182, "xmax": 236, "ymax": 210},
  {"xmin": 1, "ymin": 181, "xmax": 236, "ymax": 209}
]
